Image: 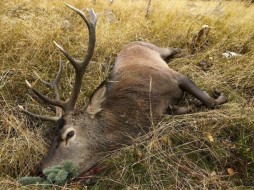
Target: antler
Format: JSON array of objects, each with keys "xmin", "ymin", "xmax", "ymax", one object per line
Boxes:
[
  {"xmin": 19, "ymin": 61, "xmax": 64, "ymax": 122},
  {"xmin": 54, "ymin": 4, "xmax": 97, "ymax": 112},
  {"xmin": 20, "ymin": 4, "xmax": 97, "ymax": 121}
]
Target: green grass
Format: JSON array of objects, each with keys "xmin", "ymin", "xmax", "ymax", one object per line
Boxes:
[{"xmin": 0, "ymin": 0, "xmax": 254, "ymax": 189}]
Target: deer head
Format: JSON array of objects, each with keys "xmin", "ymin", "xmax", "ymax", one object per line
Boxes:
[{"xmin": 19, "ymin": 4, "xmax": 106, "ymax": 174}]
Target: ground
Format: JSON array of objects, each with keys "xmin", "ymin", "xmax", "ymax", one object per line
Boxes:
[{"xmin": 0, "ymin": 0, "xmax": 254, "ymax": 189}]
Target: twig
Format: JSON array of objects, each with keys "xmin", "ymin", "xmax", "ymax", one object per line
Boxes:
[{"xmin": 146, "ymin": 0, "xmax": 152, "ymax": 17}]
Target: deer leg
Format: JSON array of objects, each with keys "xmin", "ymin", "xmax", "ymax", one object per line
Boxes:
[
  {"xmin": 166, "ymin": 105, "xmax": 193, "ymax": 115},
  {"xmin": 131, "ymin": 41, "xmax": 182, "ymax": 61},
  {"xmin": 179, "ymin": 75, "xmax": 227, "ymax": 107}
]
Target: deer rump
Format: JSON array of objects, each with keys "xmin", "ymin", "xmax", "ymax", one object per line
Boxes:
[{"xmin": 20, "ymin": 5, "xmax": 226, "ymax": 176}]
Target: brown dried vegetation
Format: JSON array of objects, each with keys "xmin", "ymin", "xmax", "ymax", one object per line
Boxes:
[{"xmin": 0, "ymin": 0, "xmax": 254, "ymax": 189}]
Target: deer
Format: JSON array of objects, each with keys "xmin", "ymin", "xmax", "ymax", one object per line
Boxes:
[{"xmin": 19, "ymin": 4, "xmax": 227, "ymax": 176}]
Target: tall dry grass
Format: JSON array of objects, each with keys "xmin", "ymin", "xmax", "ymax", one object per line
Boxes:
[{"xmin": 0, "ymin": 0, "xmax": 254, "ymax": 189}]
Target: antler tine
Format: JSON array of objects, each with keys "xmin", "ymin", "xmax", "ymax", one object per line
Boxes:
[
  {"xmin": 33, "ymin": 61, "xmax": 63, "ymax": 105},
  {"xmin": 18, "ymin": 105, "xmax": 59, "ymax": 122},
  {"xmin": 65, "ymin": 4, "xmax": 97, "ymax": 31},
  {"xmin": 32, "ymin": 71, "xmax": 62, "ymax": 116},
  {"xmin": 51, "ymin": 61, "xmax": 63, "ymax": 101},
  {"xmin": 25, "ymin": 80, "xmax": 65, "ymax": 110},
  {"xmin": 33, "ymin": 71, "xmax": 52, "ymax": 88},
  {"xmin": 53, "ymin": 4, "xmax": 97, "ymax": 112},
  {"xmin": 20, "ymin": 61, "xmax": 64, "ymax": 121},
  {"xmin": 53, "ymin": 41, "xmax": 78, "ymax": 71},
  {"xmin": 53, "ymin": 61, "xmax": 64, "ymax": 117},
  {"xmin": 33, "ymin": 61, "xmax": 63, "ymax": 98}
]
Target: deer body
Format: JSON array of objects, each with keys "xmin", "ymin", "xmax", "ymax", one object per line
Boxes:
[
  {"xmin": 20, "ymin": 5, "xmax": 227, "ymax": 176},
  {"xmin": 107, "ymin": 42, "xmax": 182, "ymax": 123}
]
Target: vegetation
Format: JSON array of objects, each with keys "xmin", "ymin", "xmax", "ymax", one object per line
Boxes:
[
  {"xmin": 18, "ymin": 160, "xmax": 78, "ymax": 186},
  {"xmin": 0, "ymin": 0, "xmax": 253, "ymax": 189}
]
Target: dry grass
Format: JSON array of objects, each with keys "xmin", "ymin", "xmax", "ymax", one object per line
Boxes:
[{"xmin": 0, "ymin": 0, "xmax": 254, "ymax": 189}]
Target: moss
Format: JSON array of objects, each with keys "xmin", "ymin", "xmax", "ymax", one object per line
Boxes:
[
  {"xmin": 18, "ymin": 160, "xmax": 78, "ymax": 186},
  {"xmin": 17, "ymin": 177, "xmax": 44, "ymax": 186}
]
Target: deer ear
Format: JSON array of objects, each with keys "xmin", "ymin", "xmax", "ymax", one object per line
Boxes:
[{"xmin": 86, "ymin": 83, "xmax": 107, "ymax": 115}]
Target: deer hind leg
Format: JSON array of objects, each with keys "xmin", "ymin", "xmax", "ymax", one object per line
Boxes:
[{"xmin": 179, "ymin": 75, "xmax": 227, "ymax": 108}]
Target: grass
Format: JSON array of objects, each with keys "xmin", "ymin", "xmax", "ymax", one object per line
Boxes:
[{"xmin": 0, "ymin": 0, "xmax": 254, "ymax": 189}]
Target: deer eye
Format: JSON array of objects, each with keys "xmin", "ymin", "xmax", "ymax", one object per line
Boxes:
[{"xmin": 66, "ymin": 131, "xmax": 75, "ymax": 140}]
